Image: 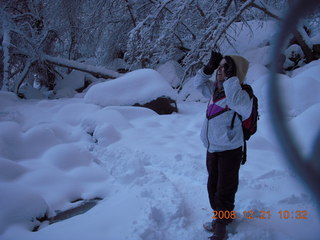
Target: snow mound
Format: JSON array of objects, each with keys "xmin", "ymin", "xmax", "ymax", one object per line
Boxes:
[
  {"xmin": 0, "ymin": 157, "xmax": 28, "ymax": 181},
  {"xmin": 80, "ymin": 108, "xmax": 132, "ymax": 132},
  {"xmin": 42, "ymin": 143, "xmax": 93, "ymax": 171},
  {"xmin": 287, "ymin": 75, "xmax": 320, "ymax": 116},
  {"xmin": 289, "ymin": 103, "xmax": 320, "ymax": 157},
  {"xmin": 104, "ymin": 106, "xmax": 158, "ymax": 120},
  {"xmin": 156, "ymin": 60, "xmax": 184, "ymax": 88},
  {"xmin": 245, "ymin": 63, "xmax": 270, "ymax": 85},
  {"xmin": 291, "ymin": 59, "xmax": 320, "ymax": 79},
  {"xmin": 0, "ymin": 121, "xmax": 73, "ymax": 161},
  {"xmin": 55, "ymin": 70, "xmax": 85, "ymax": 91},
  {"xmin": 0, "ymin": 91, "xmax": 19, "ymax": 107},
  {"xmin": 251, "ymin": 68, "xmax": 320, "ymax": 117},
  {"xmin": 0, "ymin": 183, "xmax": 48, "ymax": 234},
  {"xmin": 84, "ymin": 69, "xmax": 176, "ymax": 107},
  {"xmin": 54, "ymin": 103, "xmax": 100, "ymax": 125},
  {"xmin": 93, "ymin": 124, "xmax": 122, "ymax": 147}
]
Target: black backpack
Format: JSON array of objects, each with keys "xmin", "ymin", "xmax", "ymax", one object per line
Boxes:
[{"xmin": 230, "ymin": 84, "xmax": 259, "ymax": 165}]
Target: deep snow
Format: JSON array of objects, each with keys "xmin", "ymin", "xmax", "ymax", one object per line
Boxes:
[{"xmin": 0, "ymin": 20, "xmax": 320, "ymax": 240}]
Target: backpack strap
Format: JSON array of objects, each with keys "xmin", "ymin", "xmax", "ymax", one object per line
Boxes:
[
  {"xmin": 230, "ymin": 112, "xmax": 242, "ymax": 129},
  {"xmin": 242, "ymin": 140, "xmax": 247, "ymax": 165},
  {"xmin": 231, "ymin": 112, "xmax": 247, "ymax": 165},
  {"xmin": 230, "ymin": 84, "xmax": 253, "ymax": 165},
  {"xmin": 230, "ymin": 112, "xmax": 237, "ymax": 129}
]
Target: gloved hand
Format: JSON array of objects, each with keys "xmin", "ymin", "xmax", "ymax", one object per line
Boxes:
[
  {"xmin": 224, "ymin": 56, "xmax": 236, "ymax": 79},
  {"xmin": 203, "ymin": 51, "xmax": 222, "ymax": 75}
]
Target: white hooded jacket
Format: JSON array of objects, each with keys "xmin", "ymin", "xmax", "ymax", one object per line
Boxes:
[{"xmin": 194, "ymin": 56, "xmax": 252, "ymax": 152}]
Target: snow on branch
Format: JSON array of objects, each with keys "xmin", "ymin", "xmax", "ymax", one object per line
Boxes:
[
  {"xmin": 251, "ymin": 0, "xmax": 282, "ymax": 20},
  {"xmin": 151, "ymin": 0, "xmax": 195, "ymax": 52},
  {"xmin": 126, "ymin": 0, "xmax": 175, "ymax": 67},
  {"xmin": 43, "ymin": 55, "xmax": 121, "ymax": 80},
  {"xmin": 123, "ymin": 0, "xmax": 137, "ymax": 27},
  {"xmin": 180, "ymin": 0, "xmax": 255, "ymax": 84},
  {"xmin": 129, "ymin": 0, "xmax": 174, "ymax": 35}
]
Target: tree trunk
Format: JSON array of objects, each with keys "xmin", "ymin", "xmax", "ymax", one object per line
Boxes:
[
  {"xmin": 1, "ymin": 25, "xmax": 11, "ymax": 91},
  {"xmin": 292, "ymin": 29, "xmax": 315, "ymax": 63}
]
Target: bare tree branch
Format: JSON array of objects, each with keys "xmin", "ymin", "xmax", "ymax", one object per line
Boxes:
[
  {"xmin": 251, "ymin": 2, "xmax": 282, "ymax": 20},
  {"xmin": 180, "ymin": 0, "xmax": 255, "ymax": 88},
  {"xmin": 16, "ymin": 59, "xmax": 33, "ymax": 93},
  {"xmin": 123, "ymin": 0, "xmax": 137, "ymax": 27}
]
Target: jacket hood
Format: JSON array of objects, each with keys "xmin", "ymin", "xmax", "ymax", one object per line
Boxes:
[{"xmin": 227, "ymin": 55, "xmax": 249, "ymax": 84}]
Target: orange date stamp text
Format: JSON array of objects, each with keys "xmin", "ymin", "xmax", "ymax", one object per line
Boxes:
[{"xmin": 212, "ymin": 210, "xmax": 308, "ymax": 220}]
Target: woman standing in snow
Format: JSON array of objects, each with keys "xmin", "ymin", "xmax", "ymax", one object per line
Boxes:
[{"xmin": 194, "ymin": 51, "xmax": 252, "ymax": 240}]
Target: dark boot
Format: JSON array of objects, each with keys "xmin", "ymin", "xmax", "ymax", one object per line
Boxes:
[
  {"xmin": 203, "ymin": 219, "xmax": 218, "ymax": 232},
  {"xmin": 209, "ymin": 222, "xmax": 227, "ymax": 240},
  {"xmin": 204, "ymin": 217, "xmax": 233, "ymax": 232}
]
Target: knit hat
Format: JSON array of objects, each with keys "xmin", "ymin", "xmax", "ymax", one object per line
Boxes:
[{"xmin": 227, "ymin": 55, "xmax": 249, "ymax": 84}]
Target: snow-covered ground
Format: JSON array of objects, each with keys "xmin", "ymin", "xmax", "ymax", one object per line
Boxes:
[{"xmin": 1, "ymin": 20, "xmax": 320, "ymax": 240}]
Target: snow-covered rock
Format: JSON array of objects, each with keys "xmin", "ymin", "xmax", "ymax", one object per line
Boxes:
[
  {"xmin": 84, "ymin": 68, "xmax": 176, "ymax": 107},
  {"xmin": 18, "ymin": 82, "xmax": 45, "ymax": 99},
  {"xmin": 283, "ymin": 44, "xmax": 305, "ymax": 69}
]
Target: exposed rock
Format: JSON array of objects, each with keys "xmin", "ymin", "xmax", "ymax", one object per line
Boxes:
[
  {"xmin": 32, "ymin": 197, "xmax": 102, "ymax": 232},
  {"xmin": 133, "ymin": 96, "xmax": 178, "ymax": 115},
  {"xmin": 313, "ymin": 44, "xmax": 320, "ymax": 59}
]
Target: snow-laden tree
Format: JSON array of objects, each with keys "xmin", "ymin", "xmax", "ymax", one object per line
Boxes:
[
  {"xmin": 0, "ymin": 0, "xmax": 319, "ymax": 95},
  {"xmin": 0, "ymin": 0, "xmax": 120, "ymax": 94},
  {"xmin": 0, "ymin": 0, "xmax": 71, "ymax": 92},
  {"xmin": 125, "ymin": 0, "xmax": 270, "ymax": 78},
  {"xmin": 125, "ymin": 0, "xmax": 319, "ymax": 87},
  {"xmin": 42, "ymin": 0, "xmax": 129, "ymax": 63}
]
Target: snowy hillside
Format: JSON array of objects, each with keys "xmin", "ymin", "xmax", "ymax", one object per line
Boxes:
[{"xmin": 0, "ymin": 21, "xmax": 320, "ymax": 240}]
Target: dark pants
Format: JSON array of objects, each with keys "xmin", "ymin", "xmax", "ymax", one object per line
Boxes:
[{"xmin": 206, "ymin": 147, "xmax": 242, "ymax": 223}]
